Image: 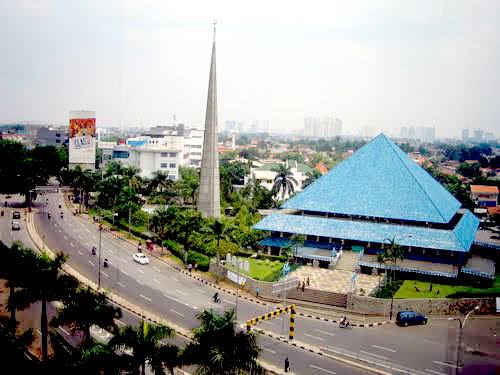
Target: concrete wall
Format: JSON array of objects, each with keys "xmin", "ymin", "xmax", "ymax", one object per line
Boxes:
[{"xmin": 347, "ymin": 294, "xmax": 496, "ymax": 315}]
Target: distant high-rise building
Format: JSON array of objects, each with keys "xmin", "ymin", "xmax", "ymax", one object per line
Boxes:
[
  {"xmin": 400, "ymin": 127, "xmax": 409, "ymax": 139},
  {"xmin": 261, "ymin": 120, "xmax": 270, "ymax": 133},
  {"xmin": 461, "ymin": 128, "xmax": 469, "ymax": 141},
  {"xmin": 362, "ymin": 126, "xmax": 375, "ymax": 138},
  {"xmin": 473, "ymin": 129, "xmax": 484, "ymax": 142},
  {"xmin": 304, "ymin": 116, "xmax": 341, "ymax": 138},
  {"xmin": 484, "ymin": 132, "xmax": 495, "ymax": 142},
  {"xmin": 399, "ymin": 126, "xmax": 434, "ymax": 143},
  {"xmin": 224, "ymin": 120, "xmax": 237, "ymax": 132}
]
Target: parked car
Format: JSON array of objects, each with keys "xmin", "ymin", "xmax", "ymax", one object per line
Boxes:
[
  {"xmin": 133, "ymin": 253, "xmax": 150, "ymax": 265},
  {"xmin": 396, "ymin": 311, "xmax": 427, "ymax": 326},
  {"xmin": 11, "ymin": 221, "xmax": 21, "ymax": 230},
  {"xmin": 12, "ymin": 211, "xmax": 21, "ymax": 219}
]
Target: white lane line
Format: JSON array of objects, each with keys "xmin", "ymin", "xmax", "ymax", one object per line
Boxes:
[
  {"xmin": 78, "ymin": 250, "xmax": 83, "ymax": 255},
  {"xmin": 100, "ymin": 271, "xmax": 109, "ymax": 278},
  {"xmin": 137, "ymin": 280, "xmax": 145, "ymax": 286},
  {"xmin": 176, "ymin": 289, "xmax": 187, "ymax": 296},
  {"xmin": 262, "ymin": 347, "xmax": 276, "ymax": 354},
  {"xmin": 117, "ymin": 282, "xmax": 126, "ymax": 288},
  {"xmin": 88, "ymin": 260, "xmax": 95, "ymax": 267},
  {"xmin": 59, "ymin": 327, "xmax": 71, "ymax": 336},
  {"xmin": 432, "ymin": 361, "xmax": 458, "ymax": 369},
  {"xmin": 313, "ymin": 328, "xmax": 334, "ymax": 336},
  {"xmin": 170, "ymin": 276, "xmax": 179, "ymax": 282},
  {"xmin": 423, "ymin": 339, "xmax": 439, "ymax": 345},
  {"xmin": 70, "ymin": 242, "xmax": 75, "ymax": 247},
  {"xmin": 371, "ymin": 344, "xmax": 396, "ymax": 353},
  {"xmin": 58, "ymin": 229, "xmax": 62, "ymax": 232},
  {"xmin": 153, "ymin": 278, "xmax": 160, "ymax": 284},
  {"xmin": 63, "ymin": 235, "xmax": 68, "ymax": 240},
  {"xmin": 108, "ymin": 248, "xmax": 115, "ymax": 254},
  {"xmin": 193, "ymin": 288, "xmax": 205, "ymax": 294},
  {"xmin": 109, "ymin": 253, "xmax": 120, "ymax": 260},
  {"xmin": 139, "ymin": 294, "xmax": 152, "ymax": 302},
  {"xmin": 92, "ymin": 235, "xmax": 97, "ymax": 240},
  {"xmin": 223, "ymin": 299, "xmax": 236, "ymax": 305},
  {"xmin": 136, "ymin": 268, "xmax": 145, "ymax": 274},
  {"xmin": 170, "ymin": 309, "xmax": 184, "ymax": 317},
  {"xmin": 208, "ymin": 301, "xmax": 223, "ymax": 309},
  {"xmin": 78, "ymin": 235, "xmax": 83, "ymax": 239},
  {"xmin": 116, "ymin": 320, "xmax": 126, "ymax": 326},
  {"xmin": 152, "ymin": 266, "xmax": 161, "ymax": 272},
  {"xmin": 120, "ymin": 258, "xmax": 129, "ymax": 263},
  {"xmin": 360, "ymin": 350, "xmax": 388, "ymax": 360},
  {"xmin": 425, "ymin": 369, "xmax": 447, "ymax": 375},
  {"xmin": 120, "ymin": 270, "xmax": 129, "ymax": 276},
  {"xmin": 304, "ymin": 333, "xmax": 324, "ymax": 341},
  {"xmin": 309, "ymin": 365, "xmax": 336, "ymax": 374}
]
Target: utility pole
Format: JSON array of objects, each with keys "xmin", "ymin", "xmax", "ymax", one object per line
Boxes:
[
  {"xmin": 98, "ymin": 224, "xmax": 102, "ymax": 288},
  {"xmin": 449, "ymin": 306, "xmax": 479, "ymax": 369},
  {"xmin": 235, "ymin": 258, "xmax": 240, "ymax": 319}
]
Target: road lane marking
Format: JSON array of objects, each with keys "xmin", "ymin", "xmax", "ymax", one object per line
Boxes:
[
  {"xmin": 360, "ymin": 350, "xmax": 388, "ymax": 360},
  {"xmin": 136, "ymin": 268, "xmax": 145, "ymax": 274},
  {"xmin": 152, "ymin": 266, "xmax": 161, "ymax": 272},
  {"xmin": 120, "ymin": 258, "xmax": 129, "ymax": 263},
  {"xmin": 314, "ymin": 328, "xmax": 334, "ymax": 336},
  {"xmin": 304, "ymin": 333, "xmax": 324, "ymax": 341},
  {"xmin": 100, "ymin": 271, "xmax": 109, "ymax": 278},
  {"xmin": 60, "ymin": 327, "xmax": 71, "ymax": 336},
  {"xmin": 139, "ymin": 294, "xmax": 152, "ymax": 302},
  {"xmin": 223, "ymin": 299, "xmax": 236, "ymax": 305},
  {"xmin": 70, "ymin": 242, "xmax": 75, "ymax": 247},
  {"xmin": 78, "ymin": 235, "xmax": 83, "ymax": 239},
  {"xmin": 137, "ymin": 280, "xmax": 145, "ymax": 286},
  {"xmin": 108, "ymin": 248, "xmax": 115, "ymax": 254},
  {"xmin": 169, "ymin": 276, "xmax": 179, "ymax": 282},
  {"xmin": 262, "ymin": 347, "xmax": 276, "ymax": 354},
  {"xmin": 176, "ymin": 289, "xmax": 187, "ymax": 296},
  {"xmin": 117, "ymin": 282, "xmax": 126, "ymax": 288},
  {"xmin": 153, "ymin": 278, "xmax": 160, "ymax": 284},
  {"xmin": 309, "ymin": 365, "xmax": 335, "ymax": 374},
  {"xmin": 120, "ymin": 270, "xmax": 129, "ymax": 276},
  {"xmin": 425, "ymin": 370, "xmax": 447, "ymax": 375},
  {"xmin": 193, "ymin": 288, "xmax": 205, "ymax": 294},
  {"xmin": 170, "ymin": 309, "xmax": 184, "ymax": 317},
  {"xmin": 116, "ymin": 320, "xmax": 126, "ymax": 326},
  {"xmin": 78, "ymin": 250, "xmax": 83, "ymax": 255},
  {"xmin": 58, "ymin": 229, "xmax": 62, "ymax": 232},
  {"xmin": 63, "ymin": 235, "xmax": 68, "ymax": 240},
  {"xmin": 371, "ymin": 344, "xmax": 396, "ymax": 353},
  {"xmin": 92, "ymin": 235, "xmax": 97, "ymax": 240},
  {"xmin": 208, "ymin": 301, "xmax": 223, "ymax": 309},
  {"xmin": 423, "ymin": 339, "xmax": 439, "ymax": 345},
  {"xmin": 88, "ymin": 260, "xmax": 95, "ymax": 266},
  {"xmin": 432, "ymin": 361, "xmax": 458, "ymax": 369}
]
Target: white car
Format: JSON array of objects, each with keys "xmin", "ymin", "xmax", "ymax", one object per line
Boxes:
[
  {"xmin": 11, "ymin": 221, "xmax": 21, "ymax": 230},
  {"xmin": 133, "ymin": 253, "xmax": 149, "ymax": 265}
]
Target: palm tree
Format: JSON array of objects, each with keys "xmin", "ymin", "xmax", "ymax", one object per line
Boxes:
[
  {"xmin": 382, "ymin": 238, "xmax": 405, "ymax": 283},
  {"xmin": 13, "ymin": 251, "xmax": 78, "ymax": 361},
  {"xmin": 271, "ymin": 164, "xmax": 298, "ymax": 200},
  {"xmin": 103, "ymin": 161, "xmax": 125, "ymax": 178},
  {"xmin": 302, "ymin": 170, "xmax": 322, "ymax": 189},
  {"xmin": 376, "ymin": 252, "xmax": 386, "ymax": 288},
  {"xmin": 148, "ymin": 170, "xmax": 170, "ymax": 193},
  {"xmin": 203, "ymin": 218, "xmax": 237, "ymax": 263},
  {"xmin": 170, "ymin": 210, "xmax": 202, "ymax": 257},
  {"xmin": 51, "ymin": 286, "xmax": 122, "ymax": 348},
  {"xmin": 109, "ymin": 320, "xmax": 180, "ymax": 375},
  {"xmin": 182, "ymin": 309, "xmax": 263, "ymax": 375}
]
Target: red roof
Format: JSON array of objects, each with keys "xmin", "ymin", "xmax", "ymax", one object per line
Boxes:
[
  {"xmin": 470, "ymin": 185, "xmax": 499, "ymax": 194},
  {"xmin": 315, "ymin": 161, "xmax": 328, "ymax": 175}
]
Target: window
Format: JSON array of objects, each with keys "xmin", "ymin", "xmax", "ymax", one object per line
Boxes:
[
  {"xmin": 168, "ymin": 175, "xmax": 176, "ymax": 180},
  {"xmin": 160, "ymin": 152, "xmax": 169, "ymax": 157},
  {"xmin": 160, "ymin": 163, "xmax": 168, "ymax": 168},
  {"xmin": 169, "ymin": 163, "xmax": 176, "ymax": 168},
  {"xmin": 169, "ymin": 152, "xmax": 177, "ymax": 157},
  {"xmin": 55, "ymin": 139, "xmax": 61, "ymax": 143},
  {"xmin": 191, "ymin": 145, "xmax": 202, "ymax": 148},
  {"xmin": 191, "ymin": 152, "xmax": 202, "ymax": 156},
  {"xmin": 55, "ymin": 133, "xmax": 61, "ymax": 137}
]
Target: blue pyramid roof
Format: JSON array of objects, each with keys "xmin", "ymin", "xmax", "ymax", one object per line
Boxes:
[{"xmin": 282, "ymin": 134, "xmax": 461, "ymax": 223}]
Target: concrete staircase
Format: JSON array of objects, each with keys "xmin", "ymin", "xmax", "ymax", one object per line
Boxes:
[
  {"xmin": 334, "ymin": 250, "xmax": 358, "ymax": 272},
  {"xmin": 285, "ymin": 288, "xmax": 347, "ymax": 307}
]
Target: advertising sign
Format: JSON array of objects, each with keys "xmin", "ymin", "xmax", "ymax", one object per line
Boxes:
[
  {"xmin": 68, "ymin": 110, "xmax": 96, "ymax": 165},
  {"xmin": 227, "ymin": 270, "xmax": 246, "ymax": 286}
]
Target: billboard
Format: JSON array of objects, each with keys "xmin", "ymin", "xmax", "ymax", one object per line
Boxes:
[{"xmin": 68, "ymin": 110, "xmax": 96, "ymax": 166}]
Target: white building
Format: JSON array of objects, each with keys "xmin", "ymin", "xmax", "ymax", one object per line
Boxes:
[
  {"xmin": 184, "ymin": 128, "xmax": 204, "ymax": 167},
  {"xmin": 304, "ymin": 116, "xmax": 342, "ymax": 138}
]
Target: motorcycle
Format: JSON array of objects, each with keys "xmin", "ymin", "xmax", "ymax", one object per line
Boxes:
[
  {"xmin": 60, "ymin": 212, "xmax": 64, "ymax": 219},
  {"xmin": 91, "ymin": 247, "xmax": 96, "ymax": 256},
  {"xmin": 339, "ymin": 320, "xmax": 351, "ymax": 329},
  {"xmin": 48, "ymin": 212, "xmax": 52, "ymax": 219}
]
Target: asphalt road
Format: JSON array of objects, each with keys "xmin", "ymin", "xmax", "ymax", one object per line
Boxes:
[{"xmin": 1, "ymin": 193, "xmax": 498, "ymax": 375}]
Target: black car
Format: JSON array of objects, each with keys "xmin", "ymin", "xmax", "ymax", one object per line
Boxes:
[
  {"xmin": 12, "ymin": 211, "xmax": 21, "ymax": 219},
  {"xmin": 396, "ymin": 311, "xmax": 427, "ymax": 327}
]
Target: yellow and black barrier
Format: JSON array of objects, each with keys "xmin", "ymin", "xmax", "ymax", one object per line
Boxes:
[{"xmin": 246, "ymin": 304, "xmax": 296, "ymax": 340}]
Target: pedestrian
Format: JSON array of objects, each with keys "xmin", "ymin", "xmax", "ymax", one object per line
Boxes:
[
  {"xmin": 188, "ymin": 263, "xmax": 192, "ymax": 272},
  {"xmin": 284, "ymin": 357, "xmax": 290, "ymax": 372},
  {"xmin": 297, "ymin": 280, "xmax": 301, "ymax": 289},
  {"xmin": 306, "ymin": 276, "xmax": 310, "ymax": 286},
  {"xmin": 301, "ymin": 282, "xmax": 305, "ymax": 292},
  {"xmin": 194, "ymin": 263, "xmax": 198, "ymax": 272},
  {"xmin": 256, "ymin": 287, "xmax": 260, "ymax": 297}
]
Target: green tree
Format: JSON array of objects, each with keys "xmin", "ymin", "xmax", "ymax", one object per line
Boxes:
[
  {"xmin": 382, "ymin": 238, "xmax": 405, "ymax": 283},
  {"xmin": 12, "ymin": 251, "xmax": 78, "ymax": 361},
  {"xmin": 51, "ymin": 286, "xmax": 122, "ymax": 348},
  {"xmin": 271, "ymin": 164, "xmax": 298, "ymax": 200},
  {"xmin": 178, "ymin": 166, "xmax": 199, "ymax": 205},
  {"xmin": 182, "ymin": 309, "xmax": 263, "ymax": 375},
  {"xmin": 109, "ymin": 320, "xmax": 180, "ymax": 375},
  {"xmin": 302, "ymin": 169, "xmax": 322, "ymax": 188}
]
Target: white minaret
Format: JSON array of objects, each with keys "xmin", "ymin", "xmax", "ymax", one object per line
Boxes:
[{"xmin": 197, "ymin": 21, "xmax": 221, "ymax": 218}]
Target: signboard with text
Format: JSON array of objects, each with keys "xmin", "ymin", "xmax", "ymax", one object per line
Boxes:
[{"xmin": 68, "ymin": 110, "xmax": 96, "ymax": 165}]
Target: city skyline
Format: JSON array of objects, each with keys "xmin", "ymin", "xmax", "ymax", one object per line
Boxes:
[{"xmin": 1, "ymin": 1, "xmax": 499, "ymax": 138}]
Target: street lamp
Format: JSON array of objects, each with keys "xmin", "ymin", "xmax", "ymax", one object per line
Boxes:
[
  {"xmin": 97, "ymin": 212, "xmax": 118, "ymax": 289},
  {"xmin": 448, "ymin": 305, "xmax": 480, "ymax": 368}
]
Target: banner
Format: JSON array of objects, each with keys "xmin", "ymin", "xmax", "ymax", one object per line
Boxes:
[
  {"xmin": 68, "ymin": 112, "xmax": 96, "ymax": 165},
  {"xmin": 227, "ymin": 270, "xmax": 246, "ymax": 286}
]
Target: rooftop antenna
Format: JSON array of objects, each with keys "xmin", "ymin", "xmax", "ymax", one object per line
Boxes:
[{"xmin": 213, "ymin": 19, "xmax": 217, "ymax": 42}]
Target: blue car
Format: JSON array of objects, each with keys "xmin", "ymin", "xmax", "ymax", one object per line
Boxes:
[{"xmin": 396, "ymin": 311, "xmax": 427, "ymax": 327}]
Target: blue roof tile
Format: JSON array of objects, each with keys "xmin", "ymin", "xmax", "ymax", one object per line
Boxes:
[
  {"xmin": 253, "ymin": 210, "xmax": 479, "ymax": 253},
  {"xmin": 282, "ymin": 134, "xmax": 461, "ymax": 223}
]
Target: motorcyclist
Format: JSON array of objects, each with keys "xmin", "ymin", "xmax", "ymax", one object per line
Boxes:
[
  {"xmin": 340, "ymin": 316, "xmax": 349, "ymax": 327},
  {"xmin": 48, "ymin": 212, "xmax": 52, "ymax": 219},
  {"xmin": 58, "ymin": 204, "xmax": 62, "ymax": 209},
  {"xmin": 103, "ymin": 258, "xmax": 109, "ymax": 268},
  {"xmin": 60, "ymin": 211, "xmax": 64, "ymax": 218},
  {"xmin": 91, "ymin": 246, "xmax": 96, "ymax": 255},
  {"xmin": 212, "ymin": 292, "xmax": 220, "ymax": 303}
]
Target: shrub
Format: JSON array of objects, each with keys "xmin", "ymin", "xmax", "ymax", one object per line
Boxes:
[
  {"xmin": 163, "ymin": 239, "xmax": 183, "ymax": 259},
  {"xmin": 187, "ymin": 251, "xmax": 210, "ymax": 271}
]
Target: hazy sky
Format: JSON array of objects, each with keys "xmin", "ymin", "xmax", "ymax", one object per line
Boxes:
[{"xmin": 1, "ymin": 0, "xmax": 499, "ymax": 138}]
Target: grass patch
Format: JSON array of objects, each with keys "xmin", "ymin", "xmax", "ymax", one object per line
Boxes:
[
  {"xmin": 226, "ymin": 257, "xmax": 284, "ymax": 282},
  {"xmin": 394, "ymin": 275, "xmax": 500, "ymax": 299},
  {"xmin": 373, "ymin": 280, "xmax": 403, "ymax": 298}
]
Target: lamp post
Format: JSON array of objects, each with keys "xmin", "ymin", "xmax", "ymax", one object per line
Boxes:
[
  {"xmin": 382, "ymin": 235, "xmax": 413, "ymax": 320},
  {"xmin": 97, "ymin": 212, "xmax": 118, "ymax": 289},
  {"xmin": 448, "ymin": 305, "xmax": 479, "ymax": 369}
]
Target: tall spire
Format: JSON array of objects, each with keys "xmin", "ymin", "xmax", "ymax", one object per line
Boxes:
[{"xmin": 197, "ymin": 21, "xmax": 221, "ymax": 218}]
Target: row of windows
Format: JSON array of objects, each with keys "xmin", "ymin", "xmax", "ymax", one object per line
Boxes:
[
  {"xmin": 190, "ymin": 145, "xmax": 202, "ymax": 148},
  {"xmin": 191, "ymin": 152, "xmax": 202, "ymax": 156},
  {"xmin": 160, "ymin": 163, "xmax": 176, "ymax": 168},
  {"xmin": 160, "ymin": 152, "xmax": 177, "ymax": 158}
]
